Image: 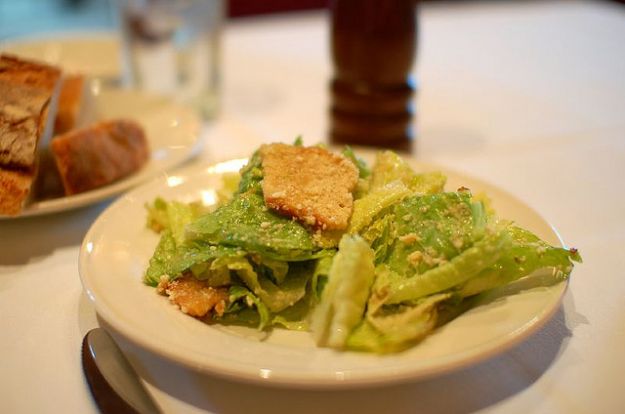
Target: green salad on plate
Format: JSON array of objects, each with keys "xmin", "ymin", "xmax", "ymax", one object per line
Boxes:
[{"xmin": 143, "ymin": 141, "xmax": 580, "ymax": 353}]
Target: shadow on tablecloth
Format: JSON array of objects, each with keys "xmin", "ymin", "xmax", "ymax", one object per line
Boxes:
[{"xmin": 0, "ymin": 201, "xmax": 110, "ymax": 266}]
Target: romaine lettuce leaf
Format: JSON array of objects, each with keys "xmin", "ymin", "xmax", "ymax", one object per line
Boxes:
[
  {"xmin": 311, "ymin": 255, "xmax": 333, "ymax": 300},
  {"xmin": 346, "ymin": 293, "xmax": 452, "ymax": 353},
  {"xmin": 369, "ymin": 151, "xmax": 446, "ymax": 194},
  {"xmin": 359, "ymin": 212, "xmax": 396, "ymax": 264},
  {"xmin": 145, "ymin": 197, "xmax": 169, "ymax": 233},
  {"xmin": 342, "ymin": 145, "xmax": 372, "ymax": 199},
  {"xmin": 236, "ymin": 150, "xmax": 263, "ymax": 195},
  {"xmin": 144, "ymin": 235, "xmax": 243, "ymax": 286},
  {"xmin": 144, "ymin": 230, "xmax": 177, "ymax": 286},
  {"xmin": 251, "ymin": 255, "xmax": 289, "ymax": 284},
  {"xmin": 219, "ymin": 284, "xmax": 271, "ymax": 330},
  {"xmin": 458, "ymin": 224, "xmax": 581, "ymax": 297},
  {"xmin": 271, "ymin": 287, "xmax": 315, "ymax": 331},
  {"xmin": 216, "ymin": 266, "xmax": 315, "ymax": 330},
  {"xmin": 216, "ymin": 172, "xmax": 241, "ymax": 206},
  {"xmin": 311, "ymin": 235, "xmax": 375, "ymax": 348},
  {"xmin": 342, "ymin": 146, "xmax": 371, "ymax": 179},
  {"xmin": 377, "ymin": 228, "xmax": 510, "ymax": 304},
  {"xmin": 145, "ymin": 197, "xmax": 207, "ymax": 238},
  {"xmin": 382, "ymin": 191, "xmax": 478, "ymax": 275},
  {"xmin": 166, "ymin": 200, "xmax": 200, "ymax": 246},
  {"xmin": 185, "ymin": 192, "xmax": 327, "ymax": 261},
  {"xmin": 348, "ymin": 180, "xmax": 412, "ymax": 235},
  {"xmin": 225, "ymin": 257, "xmax": 313, "ymax": 313}
]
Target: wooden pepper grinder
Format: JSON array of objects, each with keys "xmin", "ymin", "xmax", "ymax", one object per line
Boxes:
[{"xmin": 329, "ymin": 0, "xmax": 417, "ymax": 149}]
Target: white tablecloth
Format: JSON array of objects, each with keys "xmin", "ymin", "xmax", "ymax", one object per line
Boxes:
[{"xmin": 2, "ymin": 0, "xmax": 624, "ymax": 412}]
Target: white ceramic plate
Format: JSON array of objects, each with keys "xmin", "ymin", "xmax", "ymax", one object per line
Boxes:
[
  {"xmin": 79, "ymin": 157, "xmax": 570, "ymax": 388},
  {"xmin": 0, "ymin": 33, "xmax": 121, "ymax": 83},
  {"xmin": 2, "ymin": 87, "xmax": 201, "ymax": 218}
]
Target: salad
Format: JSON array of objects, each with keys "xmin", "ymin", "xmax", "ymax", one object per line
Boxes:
[{"xmin": 143, "ymin": 141, "xmax": 580, "ymax": 353}]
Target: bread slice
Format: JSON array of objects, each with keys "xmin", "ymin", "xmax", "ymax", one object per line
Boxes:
[
  {"xmin": 50, "ymin": 119, "xmax": 149, "ymax": 195},
  {"xmin": 260, "ymin": 143, "xmax": 359, "ymax": 230},
  {"xmin": 0, "ymin": 54, "xmax": 62, "ymax": 148},
  {"xmin": 54, "ymin": 74, "xmax": 94, "ymax": 134},
  {"xmin": 0, "ymin": 79, "xmax": 51, "ymax": 170},
  {"xmin": 0, "ymin": 168, "xmax": 35, "ymax": 216},
  {"xmin": 0, "ymin": 54, "xmax": 62, "ymax": 215}
]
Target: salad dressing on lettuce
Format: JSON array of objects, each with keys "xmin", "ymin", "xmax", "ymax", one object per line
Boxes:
[{"xmin": 143, "ymin": 142, "xmax": 581, "ymax": 353}]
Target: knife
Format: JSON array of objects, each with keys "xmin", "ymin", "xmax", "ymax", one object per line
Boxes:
[{"xmin": 82, "ymin": 328, "xmax": 162, "ymax": 414}]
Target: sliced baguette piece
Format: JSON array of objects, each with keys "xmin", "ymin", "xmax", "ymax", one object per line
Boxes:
[
  {"xmin": 54, "ymin": 74, "xmax": 95, "ymax": 134},
  {"xmin": 50, "ymin": 119, "xmax": 150, "ymax": 195},
  {"xmin": 0, "ymin": 168, "xmax": 35, "ymax": 216},
  {"xmin": 0, "ymin": 54, "xmax": 62, "ymax": 216},
  {"xmin": 0, "ymin": 53, "xmax": 62, "ymax": 149}
]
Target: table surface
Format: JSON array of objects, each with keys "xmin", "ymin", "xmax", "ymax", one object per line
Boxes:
[{"xmin": 2, "ymin": 0, "xmax": 624, "ymax": 412}]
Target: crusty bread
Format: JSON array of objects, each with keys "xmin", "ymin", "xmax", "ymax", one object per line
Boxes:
[
  {"xmin": 0, "ymin": 54, "xmax": 63, "ymax": 152},
  {"xmin": 50, "ymin": 119, "xmax": 149, "ymax": 195},
  {"xmin": 260, "ymin": 143, "xmax": 359, "ymax": 230},
  {"xmin": 0, "ymin": 54, "xmax": 62, "ymax": 215},
  {"xmin": 0, "ymin": 79, "xmax": 51, "ymax": 170},
  {"xmin": 54, "ymin": 74, "xmax": 88, "ymax": 134},
  {"xmin": 0, "ymin": 168, "xmax": 35, "ymax": 216},
  {"xmin": 0, "ymin": 54, "xmax": 62, "ymax": 91}
]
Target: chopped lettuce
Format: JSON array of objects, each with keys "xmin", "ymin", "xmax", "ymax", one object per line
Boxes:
[
  {"xmin": 348, "ymin": 180, "xmax": 412, "ymax": 235},
  {"xmin": 145, "ymin": 197, "xmax": 207, "ymax": 237},
  {"xmin": 185, "ymin": 192, "xmax": 327, "ymax": 261},
  {"xmin": 311, "ymin": 255, "xmax": 334, "ymax": 300},
  {"xmin": 377, "ymin": 228, "xmax": 510, "ymax": 304},
  {"xmin": 216, "ymin": 173, "xmax": 241, "ymax": 206},
  {"xmin": 144, "ymin": 230, "xmax": 176, "ymax": 286},
  {"xmin": 342, "ymin": 146, "xmax": 371, "ymax": 179},
  {"xmin": 226, "ymin": 257, "xmax": 312, "ymax": 313},
  {"xmin": 144, "ymin": 236, "xmax": 243, "ymax": 286},
  {"xmin": 458, "ymin": 224, "xmax": 581, "ymax": 298},
  {"xmin": 143, "ymin": 143, "xmax": 581, "ymax": 354},
  {"xmin": 219, "ymin": 285, "xmax": 271, "ymax": 330},
  {"xmin": 346, "ymin": 293, "xmax": 452, "ymax": 353},
  {"xmin": 369, "ymin": 151, "xmax": 446, "ymax": 194},
  {"xmin": 236, "ymin": 150, "xmax": 263, "ymax": 195},
  {"xmin": 145, "ymin": 197, "xmax": 169, "ymax": 233},
  {"xmin": 311, "ymin": 235, "xmax": 375, "ymax": 349}
]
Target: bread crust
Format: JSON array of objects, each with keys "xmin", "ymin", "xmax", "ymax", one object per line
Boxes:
[
  {"xmin": 54, "ymin": 74, "xmax": 85, "ymax": 134},
  {"xmin": 0, "ymin": 168, "xmax": 34, "ymax": 216},
  {"xmin": 50, "ymin": 119, "xmax": 150, "ymax": 195},
  {"xmin": 0, "ymin": 79, "xmax": 51, "ymax": 169},
  {"xmin": 0, "ymin": 54, "xmax": 62, "ymax": 91},
  {"xmin": 0, "ymin": 54, "xmax": 61, "ymax": 215}
]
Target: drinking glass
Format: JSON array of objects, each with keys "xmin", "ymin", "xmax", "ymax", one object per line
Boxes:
[{"xmin": 118, "ymin": 0, "xmax": 224, "ymax": 119}]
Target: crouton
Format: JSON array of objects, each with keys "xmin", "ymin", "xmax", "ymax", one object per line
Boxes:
[
  {"xmin": 260, "ymin": 143, "xmax": 358, "ymax": 230},
  {"xmin": 158, "ymin": 275, "xmax": 228, "ymax": 318}
]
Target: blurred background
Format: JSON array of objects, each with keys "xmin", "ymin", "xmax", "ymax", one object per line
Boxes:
[
  {"xmin": 0, "ymin": 0, "xmax": 328, "ymax": 39},
  {"xmin": 2, "ymin": 0, "xmax": 623, "ymax": 40}
]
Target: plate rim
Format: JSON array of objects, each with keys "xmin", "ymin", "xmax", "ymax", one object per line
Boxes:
[{"xmin": 79, "ymin": 156, "xmax": 570, "ymax": 388}]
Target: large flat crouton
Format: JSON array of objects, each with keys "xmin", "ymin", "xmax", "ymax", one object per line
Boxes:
[{"xmin": 260, "ymin": 143, "xmax": 358, "ymax": 230}]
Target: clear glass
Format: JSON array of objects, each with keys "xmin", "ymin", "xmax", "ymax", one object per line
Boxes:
[{"xmin": 117, "ymin": 0, "xmax": 223, "ymax": 119}]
